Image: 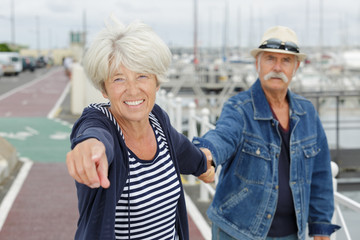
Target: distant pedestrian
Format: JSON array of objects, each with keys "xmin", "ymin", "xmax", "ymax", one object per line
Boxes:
[
  {"xmin": 66, "ymin": 16, "xmax": 214, "ymax": 240},
  {"xmin": 63, "ymin": 56, "xmax": 73, "ymax": 79}
]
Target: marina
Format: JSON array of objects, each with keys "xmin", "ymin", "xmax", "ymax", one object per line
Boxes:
[
  {"xmin": 0, "ymin": 0, "xmax": 359, "ymax": 238},
  {"xmin": 162, "ymin": 46, "xmax": 360, "ymax": 176},
  {"xmin": 157, "ymin": 45, "xmax": 360, "ymax": 238}
]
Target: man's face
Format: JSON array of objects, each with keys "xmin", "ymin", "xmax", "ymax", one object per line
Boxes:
[{"xmin": 256, "ymin": 51, "xmax": 300, "ymax": 94}]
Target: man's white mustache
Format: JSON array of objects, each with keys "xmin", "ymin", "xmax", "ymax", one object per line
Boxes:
[{"xmin": 264, "ymin": 72, "xmax": 289, "ymax": 83}]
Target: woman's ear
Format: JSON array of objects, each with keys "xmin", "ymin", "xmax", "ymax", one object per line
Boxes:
[
  {"xmin": 102, "ymin": 91, "xmax": 108, "ymax": 99},
  {"xmin": 101, "ymin": 82, "xmax": 109, "ymax": 99}
]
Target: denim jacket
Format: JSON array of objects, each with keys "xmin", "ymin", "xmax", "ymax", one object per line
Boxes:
[{"xmin": 193, "ymin": 79, "xmax": 340, "ymax": 240}]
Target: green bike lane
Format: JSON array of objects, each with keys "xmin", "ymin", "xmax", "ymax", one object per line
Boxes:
[{"xmin": 0, "ymin": 117, "xmax": 71, "ymax": 163}]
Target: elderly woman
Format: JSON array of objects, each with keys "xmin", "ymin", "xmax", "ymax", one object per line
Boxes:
[{"xmin": 66, "ymin": 18, "xmax": 214, "ymax": 240}]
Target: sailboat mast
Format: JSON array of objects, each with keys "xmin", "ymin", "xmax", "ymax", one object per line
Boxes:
[
  {"xmin": 222, "ymin": 0, "xmax": 229, "ymax": 62},
  {"xmin": 193, "ymin": 0, "xmax": 199, "ymax": 66}
]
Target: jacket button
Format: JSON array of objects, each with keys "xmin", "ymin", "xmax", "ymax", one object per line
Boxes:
[
  {"xmin": 267, "ymin": 214, "xmax": 272, "ymax": 219},
  {"xmin": 275, "ymin": 185, "xmax": 279, "ymax": 190}
]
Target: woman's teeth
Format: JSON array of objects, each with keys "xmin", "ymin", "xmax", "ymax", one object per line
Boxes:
[{"xmin": 125, "ymin": 100, "xmax": 144, "ymax": 106}]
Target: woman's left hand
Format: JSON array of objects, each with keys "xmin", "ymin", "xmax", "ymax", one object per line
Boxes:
[
  {"xmin": 314, "ymin": 237, "xmax": 330, "ymax": 240},
  {"xmin": 198, "ymin": 148, "xmax": 215, "ymax": 183},
  {"xmin": 198, "ymin": 166, "xmax": 215, "ymax": 183}
]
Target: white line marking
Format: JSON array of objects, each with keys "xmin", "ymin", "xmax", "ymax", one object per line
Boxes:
[
  {"xmin": 0, "ymin": 68, "xmax": 58, "ymax": 102},
  {"xmin": 47, "ymin": 81, "xmax": 71, "ymax": 119},
  {"xmin": 0, "ymin": 158, "xmax": 33, "ymax": 231},
  {"xmin": 184, "ymin": 191, "xmax": 211, "ymax": 240}
]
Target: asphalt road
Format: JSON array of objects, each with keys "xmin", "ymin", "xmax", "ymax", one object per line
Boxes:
[{"xmin": 0, "ymin": 67, "xmax": 78, "ymax": 239}]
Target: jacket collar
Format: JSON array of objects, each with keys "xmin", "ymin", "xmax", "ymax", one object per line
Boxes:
[{"xmin": 251, "ymin": 79, "xmax": 306, "ymax": 120}]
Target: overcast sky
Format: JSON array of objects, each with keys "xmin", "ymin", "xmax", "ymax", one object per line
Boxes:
[{"xmin": 0, "ymin": 0, "xmax": 359, "ymax": 50}]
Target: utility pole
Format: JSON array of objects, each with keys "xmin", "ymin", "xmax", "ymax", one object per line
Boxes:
[
  {"xmin": 10, "ymin": 0, "xmax": 15, "ymax": 46},
  {"xmin": 222, "ymin": 0, "xmax": 229, "ymax": 63},
  {"xmin": 319, "ymin": 0, "xmax": 323, "ymax": 50},
  {"xmin": 237, "ymin": 6, "xmax": 241, "ymax": 55},
  {"xmin": 306, "ymin": 0, "xmax": 310, "ymax": 47},
  {"xmin": 319, "ymin": 0, "xmax": 324, "ymax": 80},
  {"xmin": 82, "ymin": 9, "xmax": 86, "ymax": 48},
  {"xmin": 193, "ymin": 0, "xmax": 199, "ymax": 67},
  {"xmin": 36, "ymin": 15, "xmax": 40, "ymax": 55}
]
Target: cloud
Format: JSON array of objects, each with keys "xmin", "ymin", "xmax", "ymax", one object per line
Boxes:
[
  {"xmin": 47, "ymin": 1, "xmax": 73, "ymax": 14},
  {"xmin": 0, "ymin": 0, "xmax": 359, "ymax": 49}
]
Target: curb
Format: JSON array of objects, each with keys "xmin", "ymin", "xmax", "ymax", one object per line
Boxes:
[{"xmin": 0, "ymin": 137, "xmax": 18, "ymax": 184}]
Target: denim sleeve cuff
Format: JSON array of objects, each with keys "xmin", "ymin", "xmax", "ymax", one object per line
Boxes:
[
  {"xmin": 308, "ymin": 222, "xmax": 341, "ymax": 237},
  {"xmin": 192, "ymin": 137, "xmax": 218, "ymax": 167},
  {"xmin": 192, "ymin": 137, "xmax": 207, "ymax": 148}
]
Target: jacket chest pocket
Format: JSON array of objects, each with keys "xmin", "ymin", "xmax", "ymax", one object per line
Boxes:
[
  {"xmin": 302, "ymin": 144, "xmax": 320, "ymax": 183},
  {"xmin": 235, "ymin": 140, "xmax": 271, "ymax": 185}
]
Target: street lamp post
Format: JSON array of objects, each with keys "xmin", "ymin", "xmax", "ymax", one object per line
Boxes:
[
  {"xmin": 10, "ymin": 0, "xmax": 15, "ymax": 46},
  {"xmin": 36, "ymin": 15, "xmax": 40, "ymax": 55}
]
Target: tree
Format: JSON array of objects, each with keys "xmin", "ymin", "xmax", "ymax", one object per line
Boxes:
[{"xmin": 0, "ymin": 43, "xmax": 12, "ymax": 52}]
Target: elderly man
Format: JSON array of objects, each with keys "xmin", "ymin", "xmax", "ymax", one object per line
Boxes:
[{"xmin": 193, "ymin": 26, "xmax": 340, "ymax": 240}]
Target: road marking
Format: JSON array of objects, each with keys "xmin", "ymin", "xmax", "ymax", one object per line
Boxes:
[
  {"xmin": 0, "ymin": 68, "xmax": 59, "ymax": 102},
  {"xmin": 0, "ymin": 118, "xmax": 72, "ymax": 162},
  {"xmin": 47, "ymin": 82, "xmax": 71, "ymax": 119},
  {"xmin": 49, "ymin": 131, "xmax": 70, "ymax": 140},
  {"xmin": 0, "ymin": 127, "xmax": 39, "ymax": 141},
  {"xmin": 0, "ymin": 158, "xmax": 33, "ymax": 231},
  {"xmin": 184, "ymin": 191, "xmax": 211, "ymax": 240}
]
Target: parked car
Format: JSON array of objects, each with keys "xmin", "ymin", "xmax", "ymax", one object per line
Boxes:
[
  {"xmin": 0, "ymin": 52, "xmax": 23, "ymax": 75},
  {"xmin": 0, "ymin": 61, "xmax": 4, "ymax": 78},
  {"xmin": 36, "ymin": 56, "xmax": 47, "ymax": 68},
  {"xmin": 22, "ymin": 56, "xmax": 36, "ymax": 72}
]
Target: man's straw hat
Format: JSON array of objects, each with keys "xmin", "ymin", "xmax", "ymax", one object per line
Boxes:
[{"xmin": 250, "ymin": 26, "xmax": 307, "ymax": 62}]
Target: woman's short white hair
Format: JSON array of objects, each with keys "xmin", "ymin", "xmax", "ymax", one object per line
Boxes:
[{"xmin": 83, "ymin": 16, "xmax": 172, "ymax": 92}]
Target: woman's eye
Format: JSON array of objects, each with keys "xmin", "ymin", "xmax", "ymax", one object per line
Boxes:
[
  {"xmin": 114, "ymin": 77, "xmax": 125, "ymax": 82},
  {"xmin": 138, "ymin": 75, "xmax": 149, "ymax": 80}
]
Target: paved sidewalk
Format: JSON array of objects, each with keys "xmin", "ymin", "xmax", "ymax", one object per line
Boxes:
[{"xmin": 0, "ymin": 162, "xmax": 78, "ymax": 240}]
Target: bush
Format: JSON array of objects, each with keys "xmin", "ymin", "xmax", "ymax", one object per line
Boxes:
[{"xmin": 0, "ymin": 43, "xmax": 12, "ymax": 52}]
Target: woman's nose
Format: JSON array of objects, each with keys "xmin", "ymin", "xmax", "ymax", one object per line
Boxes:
[{"xmin": 125, "ymin": 78, "xmax": 139, "ymax": 94}]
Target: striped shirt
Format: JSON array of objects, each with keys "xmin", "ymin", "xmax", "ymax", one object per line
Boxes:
[{"xmin": 89, "ymin": 103, "xmax": 181, "ymax": 240}]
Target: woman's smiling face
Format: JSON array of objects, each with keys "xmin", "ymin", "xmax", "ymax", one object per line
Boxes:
[{"xmin": 102, "ymin": 65, "xmax": 159, "ymax": 125}]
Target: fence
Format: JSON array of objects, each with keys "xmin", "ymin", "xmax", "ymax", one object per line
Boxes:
[{"xmin": 157, "ymin": 90, "xmax": 360, "ymax": 240}]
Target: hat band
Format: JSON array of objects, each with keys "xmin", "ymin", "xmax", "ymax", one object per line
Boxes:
[{"xmin": 259, "ymin": 38, "xmax": 299, "ymax": 53}]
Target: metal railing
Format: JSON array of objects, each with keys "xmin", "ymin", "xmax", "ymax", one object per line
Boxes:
[{"xmin": 156, "ymin": 90, "xmax": 360, "ymax": 240}]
